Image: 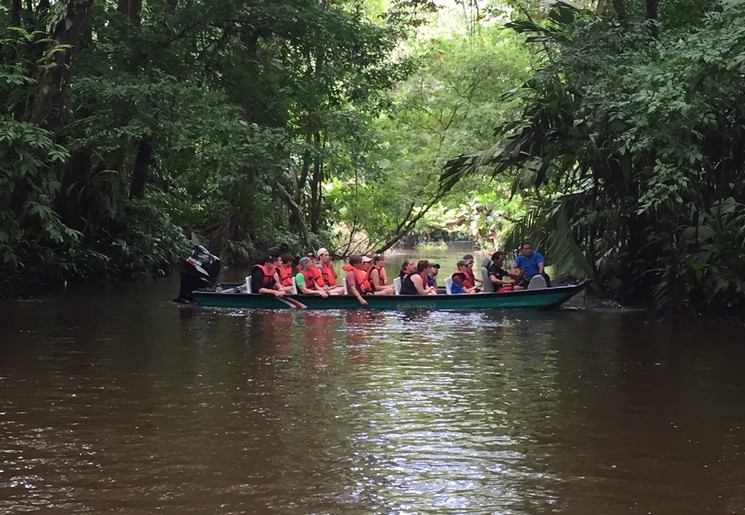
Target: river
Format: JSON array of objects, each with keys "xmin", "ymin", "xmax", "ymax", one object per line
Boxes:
[{"xmin": 1, "ymin": 254, "xmax": 745, "ymax": 513}]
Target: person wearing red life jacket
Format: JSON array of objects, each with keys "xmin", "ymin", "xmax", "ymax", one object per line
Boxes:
[
  {"xmin": 302, "ymin": 253, "xmax": 325, "ymax": 289},
  {"xmin": 294, "ymin": 256, "xmax": 329, "ymax": 297},
  {"xmin": 400, "ymin": 259, "xmax": 436, "ymax": 295},
  {"xmin": 276, "ymin": 253, "xmax": 295, "ymax": 293},
  {"xmin": 344, "ymin": 255, "xmax": 372, "ymax": 305},
  {"xmin": 451, "ymin": 260, "xmax": 478, "ymax": 294},
  {"xmin": 250, "ymin": 256, "xmax": 285, "ymax": 297},
  {"xmin": 462, "ymin": 254, "xmax": 483, "ymax": 290},
  {"xmin": 317, "ymin": 248, "xmax": 345, "ymax": 295},
  {"xmin": 367, "ymin": 254, "xmax": 395, "ymax": 295}
]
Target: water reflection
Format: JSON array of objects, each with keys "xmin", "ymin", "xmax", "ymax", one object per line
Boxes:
[{"xmin": 2, "ymin": 279, "xmax": 745, "ymax": 513}]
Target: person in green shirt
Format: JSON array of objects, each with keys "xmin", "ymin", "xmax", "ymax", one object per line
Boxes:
[{"xmin": 295, "ymin": 256, "xmax": 328, "ymax": 297}]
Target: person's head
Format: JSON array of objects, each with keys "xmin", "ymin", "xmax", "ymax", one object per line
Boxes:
[
  {"xmin": 416, "ymin": 260, "xmax": 430, "ymax": 273},
  {"xmin": 491, "ymin": 251, "xmax": 505, "ymax": 266},
  {"xmin": 361, "ymin": 255, "xmax": 373, "ymax": 269},
  {"xmin": 280, "ymin": 253, "xmax": 293, "ymax": 265},
  {"xmin": 428, "ymin": 263, "xmax": 440, "ymax": 277},
  {"xmin": 348, "ymin": 254, "xmax": 364, "ymax": 268},
  {"xmin": 299, "ymin": 256, "xmax": 312, "ymax": 269},
  {"xmin": 317, "ymin": 248, "xmax": 331, "ymax": 263},
  {"xmin": 307, "ymin": 252, "xmax": 317, "ymax": 263},
  {"xmin": 262, "ymin": 256, "xmax": 277, "ymax": 270},
  {"xmin": 519, "ymin": 242, "xmax": 533, "ymax": 257},
  {"xmin": 372, "ymin": 253, "xmax": 386, "ymax": 267},
  {"xmin": 400, "ymin": 259, "xmax": 415, "ymax": 274},
  {"xmin": 456, "ymin": 259, "xmax": 470, "ymax": 271},
  {"xmin": 463, "ymin": 254, "xmax": 475, "ymax": 268}
]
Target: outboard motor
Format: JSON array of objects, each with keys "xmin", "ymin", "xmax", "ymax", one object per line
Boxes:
[{"xmin": 174, "ymin": 245, "xmax": 221, "ymax": 303}]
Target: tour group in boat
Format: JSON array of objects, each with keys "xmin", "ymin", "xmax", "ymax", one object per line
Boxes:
[{"xmin": 249, "ymin": 243, "xmax": 552, "ymax": 306}]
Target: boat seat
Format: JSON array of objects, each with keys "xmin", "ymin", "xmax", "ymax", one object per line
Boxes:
[
  {"xmin": 393, "ymin": 277, "xmax": 402, "ymax": 295},
  {"xmin": 444, "ymin": 277, "xmax": 453, "ymax": 295},
  {"xmin": 245, "ymin": 276, "xmax": 252, "ymax": 294},
  {"xmin": 292, "ymin": 279, "xmax": 298, "ymax": 295},
  {"xmin": 527, "ymin": 274, "xmax": 548, "ymax": 290},
  {"xmin": 480, "ymin": 257, "xmax": 494, "ymax": 293},
  {"xmin": 343, "ymin": 279, "xmax": 349, "ymax": 295}
]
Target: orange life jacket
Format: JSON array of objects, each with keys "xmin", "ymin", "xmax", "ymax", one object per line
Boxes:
[
  {"xmin": 298, "ymin": 268, "xmax": 318, "ymax": 290},
  {"xmin": 320, "ymin": 261, "xmax": 338, "ymax": 286},
  {"xmin": 252, "ymin": 264, "xmax": 276, "ymax": 289},
  {"xmin": 309, "ymin": 264, "xmax": 325, "ymax": 288},
  {"xmin": 343, "ymin": 265, "xmax": 372, "ymax": 293},
  {"xmin": 465, "ymin": 268, "xmax": 477, "ymax": 286},
  {"xmin": 277, "ymin": 264, "xmax": 294, "ymax": 286},
  {"xmin": 367, "ymin": 265, "xmax": 387, "ymax": 290}
]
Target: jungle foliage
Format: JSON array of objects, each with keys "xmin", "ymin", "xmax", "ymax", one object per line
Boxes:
[
  {"xmin": 0, "ymin": 0, "xmax": 416, "ymax": 289},
  {"xmin": 442, "ymin": 0, "xmax": 745, "ymax": 311}
]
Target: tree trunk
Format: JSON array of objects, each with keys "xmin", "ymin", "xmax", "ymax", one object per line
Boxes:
[
  {"xmin": 595, "ymin": 0, "xmax": 612, "ymax": 16},
  {"xmin": 309, "ymin": 131, "xmax": 323, "ymax": 233},
  {"xmin": 646, "ymin": 0, "xmax": 658, "ymax": 38},
  {"xmin": 56, "ymin": 150, "xmax": 92, "ymax": 233},
  {"xmin": 296, "ymin": 131, "xmax": 312, "ymax": 203},
  {"xmin": 129, "ymin": 136, "xmax": 153, "ymax": 199},
  {"xmin": 118, "ymin": 0, "xmax": 142, "ymax": 24},
  {"xmin": 612, "ymin": 0, "xmax": 626, "ymax": 20},
  {"xmin": 30, "ymin": 0, "xmax": 93, "ymax": 129},
  {"xmin": 11, "ymin": 0, "xmax": 22, "ymax": 26},
  {"xmin": 276, "ymin": 184, "xmax": 311, "ymax": 250}
]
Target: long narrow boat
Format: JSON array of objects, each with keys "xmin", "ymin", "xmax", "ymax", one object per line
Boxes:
[{"xmin": 191, "ymin": 281, "xmax": 590, "ymax": 310}]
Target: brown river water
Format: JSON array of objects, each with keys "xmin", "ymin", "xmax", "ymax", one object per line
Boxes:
[{"xmin": 2, "ymin": 256, "xmax": 745, "ymax": 513}]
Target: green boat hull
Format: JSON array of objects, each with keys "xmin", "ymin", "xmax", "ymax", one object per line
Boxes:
[{"xmin": 191, "ymin": 281, "xmax": 589, "ymax": 310}]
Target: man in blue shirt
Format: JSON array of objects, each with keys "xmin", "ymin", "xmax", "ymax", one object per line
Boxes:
[{"xmin": 515, "ymin": 242, "xmax": 550, "ymax": 287}]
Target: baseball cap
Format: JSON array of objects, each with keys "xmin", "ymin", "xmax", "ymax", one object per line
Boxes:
[
  {"xmin": 361, "ymin": 256, "xmax": 372, "ymax": 263},
  {"xmin": 299, "ymin": 256, "xmax": 311, "ymax": 266},
  {"xmin": 429, "ymin": 263, "xmax": 441, "ymax": 269},
  {"xmin": 317, "ymin": 248, "xmax": 329, "ymax": 258}
]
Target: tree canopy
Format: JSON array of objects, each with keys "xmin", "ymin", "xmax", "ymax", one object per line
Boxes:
[{"xmin": 442, "ymin": 0, "xmax": 745, "ymax": 311}]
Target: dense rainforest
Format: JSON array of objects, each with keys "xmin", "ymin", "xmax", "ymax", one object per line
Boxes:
[{"xmin": 1, "ymin": 0, "xmax": 744, "ymax": 313}]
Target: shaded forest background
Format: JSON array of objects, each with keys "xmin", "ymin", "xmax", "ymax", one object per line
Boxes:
[{"xmin": 2, "ymin": 0, "xmax": 744, "ymax": 312}]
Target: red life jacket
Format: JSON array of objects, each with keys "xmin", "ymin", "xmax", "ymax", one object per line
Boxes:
[
  {"xmin": 320, "ymin": 262, "xmax": 338, "ymax": 286},
  {"xmin": 367, "ymin": 265, "xmax": 387, "ymax": 290},
  {"xmin": 344, "ymin": 265, "xmax": 372, "ymax": 293},
  {"xmin": 253, "ymin": 264, "xmax": 276, "ymax": 289},
  {"xmin": 298, "ymin": 268, "xmax": 318, "ymax": 290},
  {"xmin": 452, "ymin": 271, "xmax": 473, "ymax": 289},
  {"xmin": 465, "ymin": 268, "xmax": 477, "ymax": 286},
  {"xmin": 277, "ymin": 264, "xmax": 294, "ymax": 286},
  {"xmin": 309, "ymin": 264, "xmax": 325, "ymax": 288}
]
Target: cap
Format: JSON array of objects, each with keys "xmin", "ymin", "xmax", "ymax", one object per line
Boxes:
[
  {"xmin": 361, "ymin": 256, "xmax": 372, "ymax": 263},
  {"xmin": 429, "ymin": 263, "xmax": 440, "ymax": 269},
  {"xmin": 299, "ymin": 256, "xmax": 311, "ymax": 266},
  {"xmin": 317, "ymin": 248, "xmax": 329, "ymax": 258},
  {"xmin": 456, "ymin": 259, "xmax": 469, "ymax": 268}
]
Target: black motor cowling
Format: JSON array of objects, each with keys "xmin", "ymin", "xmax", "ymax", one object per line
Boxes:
[{"xmin": 174, "ymin": 245, "xmax": 221, "ymax": 303}]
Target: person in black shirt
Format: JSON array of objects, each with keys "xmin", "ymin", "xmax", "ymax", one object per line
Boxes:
[
  {"xmin": 250, "ymin": 256, "xmax": 285, "ymax": 297},
  {"xmin": 488, "ymin": 251, "xmax": 521, "ymax": 291}
]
